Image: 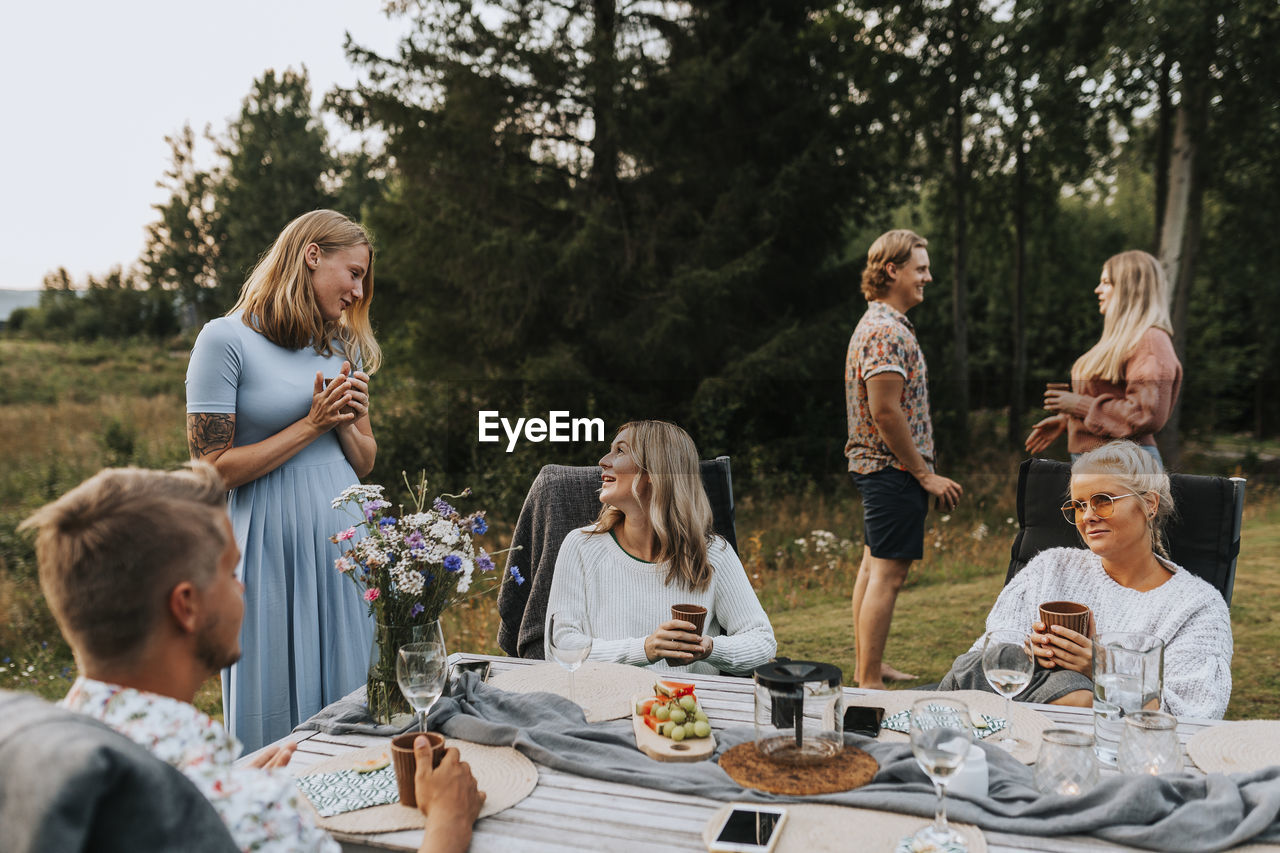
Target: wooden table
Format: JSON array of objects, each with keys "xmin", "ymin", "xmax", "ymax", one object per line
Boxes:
[{"xmin": 261, "ymin": 653, "xmax": 1229, "ymax": 853}]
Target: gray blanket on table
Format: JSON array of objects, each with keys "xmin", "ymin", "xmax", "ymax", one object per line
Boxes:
[
  {"xmin": 939, "ymin": 649, "xmax": 1094, "ymax": 705},
  {"xmin": 425, "ymin": 671, "xmax": 1280, "ymax": 853}
]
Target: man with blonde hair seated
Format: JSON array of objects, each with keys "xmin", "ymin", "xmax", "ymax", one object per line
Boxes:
[{"xmin": 21, "ymin": 464, "xmax": 483, "ymax": 853}]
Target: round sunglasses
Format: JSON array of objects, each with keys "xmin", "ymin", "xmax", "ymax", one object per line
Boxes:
[{"xmin": 1060, "ymin": 492, "xmax": 1143, "ymax": 524}]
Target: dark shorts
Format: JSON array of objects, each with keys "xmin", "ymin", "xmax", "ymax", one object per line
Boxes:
[{"xmin": 850, "ymin": 466, "xmax": 928, "ymax": 561}]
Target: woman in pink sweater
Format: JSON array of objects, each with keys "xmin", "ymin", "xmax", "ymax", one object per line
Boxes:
[{"xmin": 1026, "ymin": 250, "xmax": 1182, "ymax": 466}]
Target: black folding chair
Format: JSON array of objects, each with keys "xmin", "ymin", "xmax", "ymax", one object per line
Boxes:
[
  {"xmin": 1005, "ymin": 458, "xmax": 1246, "ymax": 605},
  {"xmin": 496, "ymin": 456, "xmax": 737, "ymax": 659}
]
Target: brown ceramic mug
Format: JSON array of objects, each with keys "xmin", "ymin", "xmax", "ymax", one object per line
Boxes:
[
  {"xmin": 390, "ymin": 731, "xmax": 445, "ymax": 807},
  {"xmin": 671, "ymin": 604, "xmax": 707, "ymax": 635},
  {"xmin": 1039, "ymin": 601, "xmax": 1092, "ymax": 638}
]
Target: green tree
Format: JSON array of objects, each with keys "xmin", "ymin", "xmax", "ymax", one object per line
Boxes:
[
  {"xmin": 211, "ymin": 68, "xmax": 335, "ymax": 305},
  {"xmin": 141, "ymin": 124, "xmax": 219, "ymax": 324}
]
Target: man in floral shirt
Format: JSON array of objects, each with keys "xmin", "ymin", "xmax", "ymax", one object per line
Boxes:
[
  {"xmin": 845, "ymin": 230, "xmax": 963, "ymax": 690},
  {"xmin": 22, "ymin": 464, "xmax": 482, "ymax": 853}
]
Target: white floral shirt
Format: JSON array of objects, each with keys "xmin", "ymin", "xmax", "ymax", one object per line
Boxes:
[{"xmin": 61, "ymin": 677, "xmax": 339, "ymax": 853}]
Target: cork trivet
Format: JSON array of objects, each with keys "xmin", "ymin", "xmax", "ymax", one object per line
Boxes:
[
  {"xmin": 1188, "ymin": 721, "xmax": 1280, "ymax": 774},
  {"xmin": 298, "ymin": 739, "xmax": 537, "ymax": 834},
  {"xmin": 702, "ymin": 803, "xmax": 986, "ymax": 853},
  {"xmin": 487, "ymin": 661, "xmax": 658, "ymax": 722},
  {"xmin": 718, "ymin": 742, "xmax": 878, "ymax": 795}
]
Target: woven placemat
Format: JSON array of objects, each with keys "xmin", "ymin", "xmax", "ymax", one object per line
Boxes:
[
  {"xmin": 718, "ymin": 742, "xmax": 878, "ymax": 795},
  {"xmin": 1188, "ymin": 721, "xmax": 1280, "ymax": 774},
  {"xmin": 701, "ymin": 803, "xmax": 986, "ymax": 853},
  {"xmin": 849, "ymin": 689, "xmax": 1051, "ymax": 764},
  {"xmin": 298, "ymin": 739, "xmax": 537, "ymax": 834},
  {"xmin": 488, "ymin": 661, "xmax": 659, "ymax": 722}
]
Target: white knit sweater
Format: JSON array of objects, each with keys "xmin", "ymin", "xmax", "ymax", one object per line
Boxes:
[
  {"xmin": 544, "ymin": 527, "xmax": 777, "ymax": 675},
  {"xmin": 973, "ymin": 547, "xmax": 1232, "ymax": 719}
]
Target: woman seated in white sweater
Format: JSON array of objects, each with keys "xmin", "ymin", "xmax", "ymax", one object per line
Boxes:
[
  {"xmin": 544, "ymin": 420, "xmax": 776, "ymax": 676},
  {"xmin": 940, "ymin": 440, "xmax": 1232, "ymax": 718}
]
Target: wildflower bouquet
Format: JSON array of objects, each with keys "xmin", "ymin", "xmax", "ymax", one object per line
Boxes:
[{"xmin": 331, "ymin": 475, "xmax": 509, "ymax": 722}]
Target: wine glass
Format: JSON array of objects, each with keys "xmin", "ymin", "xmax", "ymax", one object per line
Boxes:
[
  {"xmin": 547, "ymin": 612, "xmax": 593, "ymax": 705},
  {"xmin": 981, "ymin": 629, "xmax": 1034, "ymax": 751},
  {"xmin": 908, "ymin": 697, "xmax": 975, "ymax": 850},
  {"xmin": 396, "ymin": 641, "xmax": 448, "ymax": 732}
]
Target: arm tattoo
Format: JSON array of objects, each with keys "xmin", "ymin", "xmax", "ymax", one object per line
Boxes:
[{"xmin": 187, "ymin": 413, "xmax": 235, "ymax": 459}]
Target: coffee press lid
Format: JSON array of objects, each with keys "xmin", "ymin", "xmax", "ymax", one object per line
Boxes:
[{"xmin": 753, "ymin": 659, "xmax": 842, "ymax": 689}]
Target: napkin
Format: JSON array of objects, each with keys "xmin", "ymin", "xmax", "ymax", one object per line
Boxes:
[
  {"xmin": 295, "ymin": 765, "xmax": 401, "ymax": 818},
  {"xmin": 882, "ymin": 706, "xmax": 1008, "ymax": 739}
]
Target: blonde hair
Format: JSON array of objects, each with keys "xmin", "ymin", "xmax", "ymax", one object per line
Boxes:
[
  {"xmin": 1071, "ymin": 440, "xmax": 1174, "ymax": 559},
  {"xmin": 591, "ymin": 420, "xmax": 715, "ymax": 592},
  {"xmin": 861, "ymin": 229, "xmax": 928, "ymax": 301},
  {"xmin": 228, "ymin": 209, "xmax": 382, "ymax": 373},
  {"xmin": 1072, "ymin": 250, "xmax": 1172, "ymax": 384},
  {"xmin": 18, "ymin": 464, "xmax": 229, "ymax": 668}
]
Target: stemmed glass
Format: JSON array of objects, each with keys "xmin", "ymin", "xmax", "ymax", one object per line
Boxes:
[
  {"xmin": 547, "ymin": 612, "xmax": 593, "ymax": 705},
  {"xmin": 981, "ymin": 629, "xmax": 1034, "ymax": 751},
  {"xmin": 908, "ymin": 697, "xmax": 976, "ymax": 850},
  {"xmin": 396, "ymin": 638, "xmax": 448, "ymax": 732}
]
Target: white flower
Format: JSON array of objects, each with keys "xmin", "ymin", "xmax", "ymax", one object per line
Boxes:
[
  {"xmin": 429, "ymin": 518, "xmax": 460, "ymax": 545},
  {"xmin": 970, "ymin": 523, "xmax": 989, "ymax": 541},
  {"xmin": 940, "ymin": 514, "xmax": 952, "ymax": 523}
]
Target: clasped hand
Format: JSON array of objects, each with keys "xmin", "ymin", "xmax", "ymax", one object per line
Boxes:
[
  {"xmin": 1029, "ymin": 618, "xmax": 1094, "ymax": 675},
  {"xmin": 308, "ymin": 361, "xmax": 371, "ymax": 429},
  {"xmin": 645, "ymin": 619, "xmax": 712, "ymax": 664}
]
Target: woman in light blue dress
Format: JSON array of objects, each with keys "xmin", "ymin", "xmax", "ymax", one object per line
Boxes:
[{"xmin": 185, "ymin": 210, "xmax": 381, "ymax": 751}]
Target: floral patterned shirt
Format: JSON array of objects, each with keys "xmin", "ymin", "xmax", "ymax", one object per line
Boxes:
[
  {"xmin": 61, "ymin": 678, "xmax": 339, "ymax": 853},
  {"xmin": 844, "ymin": 300, "xmax": 936, "ymax": 474}
]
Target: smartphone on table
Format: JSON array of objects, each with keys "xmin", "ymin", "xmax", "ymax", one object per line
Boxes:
[
  {"xmin": 843, "ymin": 705, "xmax": 884, "ymax": 738},
  {"xmin": 708, "ymin": 804, "xmax": 789, "ymax": 853}
]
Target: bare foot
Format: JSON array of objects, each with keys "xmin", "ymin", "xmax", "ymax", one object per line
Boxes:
[
  {"xmin": 881, "ymin": 663, "xmax": 919, "ymax": 682},
  {"xmin": 857, "ymin": 680, "xmax": 888, "ymax": 691}
]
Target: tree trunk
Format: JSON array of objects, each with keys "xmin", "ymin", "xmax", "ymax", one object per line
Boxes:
[
  {"xmin": 1153, "ymin": 53, "xmax": 1172, "ymax": 253},
  {"xmin": 1008, "ymin": 127, "xmax": 1028, "ymax": 446},
  {"xmin": 1156, "ymin": 58, "xmax": 1211, "ymax": 468},
  {"xmin": 950, "ymin": 0, "xmax": 971, "ymax": 439}
]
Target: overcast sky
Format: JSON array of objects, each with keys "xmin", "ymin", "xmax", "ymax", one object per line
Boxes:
[{"xmin": 1, "ymin": 0, "xmax": 405, "ymax": 290}]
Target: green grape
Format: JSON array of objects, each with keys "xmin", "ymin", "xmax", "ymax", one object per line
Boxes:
[
  {"xmin": 669, "ymin": 706, "xmax": 687, "ymax": 725},
  {"xmin": 693, "ymin": 720, "xmax": 711, "ymax": 738},
  {"xmin": 678, "ymin": 695, "xmax": 697, "ymax": 712},
  {"xmin": 684, "ymin": 722, "xmax": 697, "ymax": 739},
  {"xmin": 670, "ymin": 724, "xmax": 686, "ymax": 742},
  {"xmin": 694, "ymin": 710, "xmax": 708, "ymax": 723},
  {"xmin": 654, "ymin": 704, "xmax": 670, "ymax": 721}
]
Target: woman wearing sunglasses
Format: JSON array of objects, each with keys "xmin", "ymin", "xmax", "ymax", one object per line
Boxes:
[
  {"xmin": 1025, "ymin": 250, "xmax": 1181, "ymax": 467},
  {"xmin": 940, "ymin": 440, "xmax": 1231, "ymax": 717}
]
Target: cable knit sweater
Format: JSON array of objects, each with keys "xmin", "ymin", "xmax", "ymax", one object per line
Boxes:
[
  {"xmin": 971, "ymin": 547, "xmax": 1232, "ymax": 718},
  {"xmin": 545, "ymin": 527, "xmax": 777, "ymax": 675}
]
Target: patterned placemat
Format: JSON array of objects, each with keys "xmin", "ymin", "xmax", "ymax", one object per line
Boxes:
[
  {"xmin": 1188, "ymin": 721, "xmax": 1280, "ymax": 774},
  {"xmin": 847, "ymin": 690, "xmax": 1052, "ymax": 764},
  {"xmin": 701, "ymin": 803, "xmax": 986, "ymax": 853},
  {"xmin": 488, "ymin": 661, "xmax": 660, "ymax": 722},
  {"xmin": 717, "ymin": 742, "xmax": 878, "ymax": 795},
  {"xmin": 297, "ymin": 739, "xmax": 537, "ymax": 833}
]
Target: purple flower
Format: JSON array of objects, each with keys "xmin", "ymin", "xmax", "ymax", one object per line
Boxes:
[
  {"xmin": 410, "ymin": 603, "xmax": 425, "ymax": 618},
  {"xmin": 476, "ymin": 552, "xmax": 495, "ymax": 573},
  {"xmin": 509, "ymin": 565, "xmax": 525, "ymax": 586},
  {"xmin": 404, "ymin": 530, "xmax": 426, "ymax": 550},
  {"xmin": 443, "ymin": 554, "xmax": 463, "ymax": 572},
  {"xmin": 433, "ymin": 497, "xmax": 456, "ymax": 517}
]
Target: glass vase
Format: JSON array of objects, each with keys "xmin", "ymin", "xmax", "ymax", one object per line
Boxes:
[{"xmin": 367, "ymin": 620, "xmax": 445, "ymax": 724}]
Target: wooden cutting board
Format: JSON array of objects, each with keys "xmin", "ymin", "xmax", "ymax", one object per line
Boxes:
[{"xmin": 631, "ymin": 693, "xmax": 716, "ymax": 762}]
